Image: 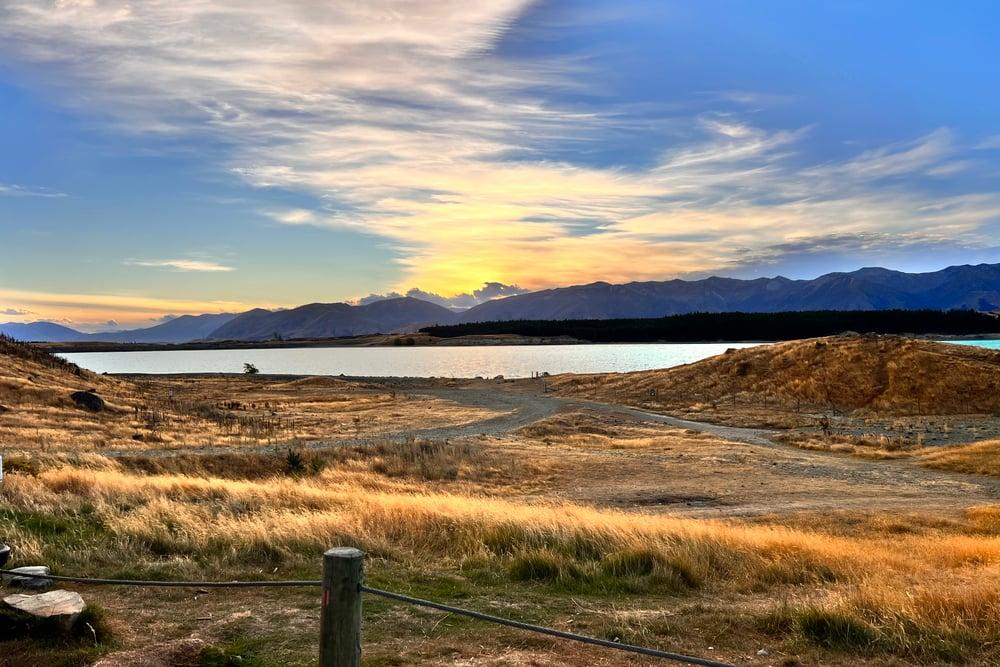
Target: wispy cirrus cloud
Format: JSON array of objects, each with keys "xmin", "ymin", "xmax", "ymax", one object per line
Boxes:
[
  {"xmin": 125, "ymin": 259, "xmax": 235, "ymax": 273},
  {"xmin": 1, "ymin": 1, "xmax": 998, "ymax": 298},
  {"xmin": 0, "ymin": 182, "xmax": 65, "ymax": 197}
]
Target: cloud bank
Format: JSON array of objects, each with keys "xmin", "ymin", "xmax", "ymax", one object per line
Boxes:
[
  {"xmin": 1, "ymin": 1, "xmax": 999, "ymax": 298},
  {"xmin": 355, "ymin": 282, "xmax": 529, "ymax": 309}
]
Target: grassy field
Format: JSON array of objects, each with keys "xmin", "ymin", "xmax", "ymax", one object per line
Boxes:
[
  {"xmin": 5, "ymin": 445, "xmax": 1000, "ymax": 666},
  {"xmin": 4, "ymin": 335, "xmax": 1000, "ymax": 665}
]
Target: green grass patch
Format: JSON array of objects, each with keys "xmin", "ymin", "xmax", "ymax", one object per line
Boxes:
[{"xmin": 758, "ymin": 603, "xmax": 979, "ymax": 663}]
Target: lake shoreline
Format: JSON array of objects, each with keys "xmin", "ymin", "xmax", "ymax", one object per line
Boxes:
[{"xmin": 37, "ymin": 330, "xmax": 1000, "ymax": 354}]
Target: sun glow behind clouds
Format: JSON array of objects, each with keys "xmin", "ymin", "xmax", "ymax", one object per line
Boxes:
[{"xmin": 0, "ymin": 0, "xmax": 999, "ymax": 311}]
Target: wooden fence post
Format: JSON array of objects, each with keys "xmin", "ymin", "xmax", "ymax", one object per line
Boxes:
[{"xmin": 319, "ymin": 547, "xmax": 364, "ymax": 667}]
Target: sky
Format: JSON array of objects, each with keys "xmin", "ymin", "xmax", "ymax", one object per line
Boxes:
[{"xmin": 1, "ymin": 0, "xmax": 999, "ymax": 331}]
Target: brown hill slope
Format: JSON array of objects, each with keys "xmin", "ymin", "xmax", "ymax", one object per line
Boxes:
[
  {"xmin": 550, "ymin": 335, "xmax": 1000, "ymax": 416},
  {"xmin": 0, "ymin": 337, "xmax": 499, "ymax": 452},
  {"xmin": 0, "ymin": 335, "xmax": 123, "ymax": 409}
]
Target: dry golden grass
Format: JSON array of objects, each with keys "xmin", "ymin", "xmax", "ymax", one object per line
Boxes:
[
  {"xmin": 5, "ymin": 460, "xmax": 1000, "ymax": 663},
  {"xmin": 0, "ymin": 344, "xmax": 501, "ymax": 452},
  {"xmin": 775, "ymin": 435, "xmax": 1000, "ymax": 477},
  {"xmin": 917, "ymin": 439, "xmax": 1000, "ymax": 476},
  {"xmin": 549, "ymin": 335, "xmax": 1000, "ymax": 418},
  {"xmin": 775, "ymin": 432, "xmax": 913, "ymax": 459},
  {"xmin": 517, "ymin": 410, "xmax": 721, "ymax": 450}
]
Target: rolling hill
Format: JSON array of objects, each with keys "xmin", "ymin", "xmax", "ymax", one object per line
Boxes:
[{"xmin": 549, "ymin": 335, "xmax": 1000, "ymax": 416}]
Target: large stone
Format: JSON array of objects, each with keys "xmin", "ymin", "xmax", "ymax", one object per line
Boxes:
[
  {"xmin": 2, "ymin": 566, "xmax": 53, "ymax": 591},
  {"xmin": 70, "ymin": 390, "xmax": 105, "ymax": 412},
  {"xmin": 2, "ymin": 589, "xmax": 85, "ymax": 632}
]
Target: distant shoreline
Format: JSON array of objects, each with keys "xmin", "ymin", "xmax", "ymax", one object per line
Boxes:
[
  {"xmin": 40, "ymin": 333, "xmax": 583, "ymax": 353},
  {"xmin": 35, "ymin": 330, "xmax": 1000, "ymax": 354}
]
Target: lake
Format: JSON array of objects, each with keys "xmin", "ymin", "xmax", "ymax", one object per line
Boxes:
[
  {"xmin": 59, "ymin": 343, "xmax": 764, "ymax": 378},
  {"xmin": 58, "ymin": 339, "xmax": 1000, "ymax": 378}
]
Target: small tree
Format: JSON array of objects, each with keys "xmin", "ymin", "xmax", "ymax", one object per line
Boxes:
[{"xmin": 243, "ymin": 362, "xmax": 259, "ymax": 375}]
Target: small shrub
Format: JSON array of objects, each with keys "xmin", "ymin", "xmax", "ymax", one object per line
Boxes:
[
  {"xmin": 308, "ymin": 456, "xmax": 326, "ymax": 476},
  {"xmin": 284, "ymin": 449, "xmax": 306, "ymax": 476},
  {"xmin": 243, "ymin": 363, "xmax": 259, "ymax": 375}
]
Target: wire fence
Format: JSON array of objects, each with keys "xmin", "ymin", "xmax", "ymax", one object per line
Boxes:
[{"xmin": 1, "ymin": 563, "xmax": 736, "ymax": 667}]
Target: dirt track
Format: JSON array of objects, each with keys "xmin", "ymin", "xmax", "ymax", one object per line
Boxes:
[
  {"xmin": 97, "ymin": 383, "xmax": 774, "ymax": 458},
  {"xmin": 93, "ymin": 379, "xmax": 1000, "ymax": 519}
]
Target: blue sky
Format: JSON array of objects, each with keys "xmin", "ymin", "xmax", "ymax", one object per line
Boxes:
[{"xmin": 1, "ymin": 1, "xmax": 998, "ymax": 329}]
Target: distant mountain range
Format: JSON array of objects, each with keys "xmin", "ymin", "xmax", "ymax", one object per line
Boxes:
[
  {"xmin": 88, "ymin": 313, "xmax": 237, "ymax": 343},
  {"xmin": 455, "ymin": 263, "xmax": 1000, "ymax": 322},
  {"xmin": 208, "ymin": 298, "xmax": 454, "ymax": 341},
  {"xmin": 4, "ymin": 262, "xmax": 1000, "ymax": 343},
  {"xmin": 0, "ymin": 321, "xmax": 91, "ymax": 342},
  {"xmin": 0, "ymin": 313, "xmax": 236, "ymax": 344}
]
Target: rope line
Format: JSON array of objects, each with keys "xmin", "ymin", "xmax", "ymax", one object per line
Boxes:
[
  {"xmin": 362, "ymin": 585, "xmax": 736, "ymax": 667},
  {"xmin": 0, "ymin": 569, "xmax": 735, "ymax": 666},
  {"xmin": 0, "ymin": 569, "xmax": 320, "ymax": 588}
]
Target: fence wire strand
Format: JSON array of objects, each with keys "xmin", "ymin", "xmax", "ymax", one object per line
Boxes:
[
  {"xmin": 0, "ymin": 568, "xmax": 735, "ymax": 666},
  {"xmin": 363, "ymin": 585, "xmax": 736, "ymax": 667},
  {"xmin": 0, "ymin": 569, "xmax": 320, "ymax": 588}
]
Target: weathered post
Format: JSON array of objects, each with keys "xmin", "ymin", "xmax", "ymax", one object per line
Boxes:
[{"xmin": 319, "ymin": 547, "xmax": 364, "ymax": 667}]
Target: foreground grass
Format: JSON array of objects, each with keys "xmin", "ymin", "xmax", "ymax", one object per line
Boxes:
[{"xmin": 4, "ymin": 454, "xmax": 1000, "ymax": 666}]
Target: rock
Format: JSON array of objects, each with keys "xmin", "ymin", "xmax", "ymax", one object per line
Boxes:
[
  {"xmin": 3, "ymin": 566, "xmax": 53, "ymax": 591},
  {"xmin": 2, "ymin": 590, "xmax": 85, "ymax": 632},
  {"xmin": 0, "ymin": 404, "xmax": 9, "ymax": 414},
  {"xmin": 0, "ymin": 544, "xmax": 9, "ymax": 568},
  {"xmin": 94, "ymin": 638, "xmax": 207, "ymax": 667},
  {"xmin": 70, "ymin": 390, "xmax": 105, "ymax": 412}
]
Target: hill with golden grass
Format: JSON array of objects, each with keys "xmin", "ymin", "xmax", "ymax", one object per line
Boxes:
[
  {"xmin": 550, "ymin": 335, "xmax": 1000, "ymax": 416},
  {"xmin": 0, "ymin": 337, "xmax": 501, "ymax": 452},
  {"xmin": 0, "ymin": 335, "xmax": 123, "ymax": 411}
]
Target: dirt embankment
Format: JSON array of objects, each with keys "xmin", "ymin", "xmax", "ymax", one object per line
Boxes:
[{"xmin": 549, "ymin": 335, "xmax": 1000, "ymax": 416}]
